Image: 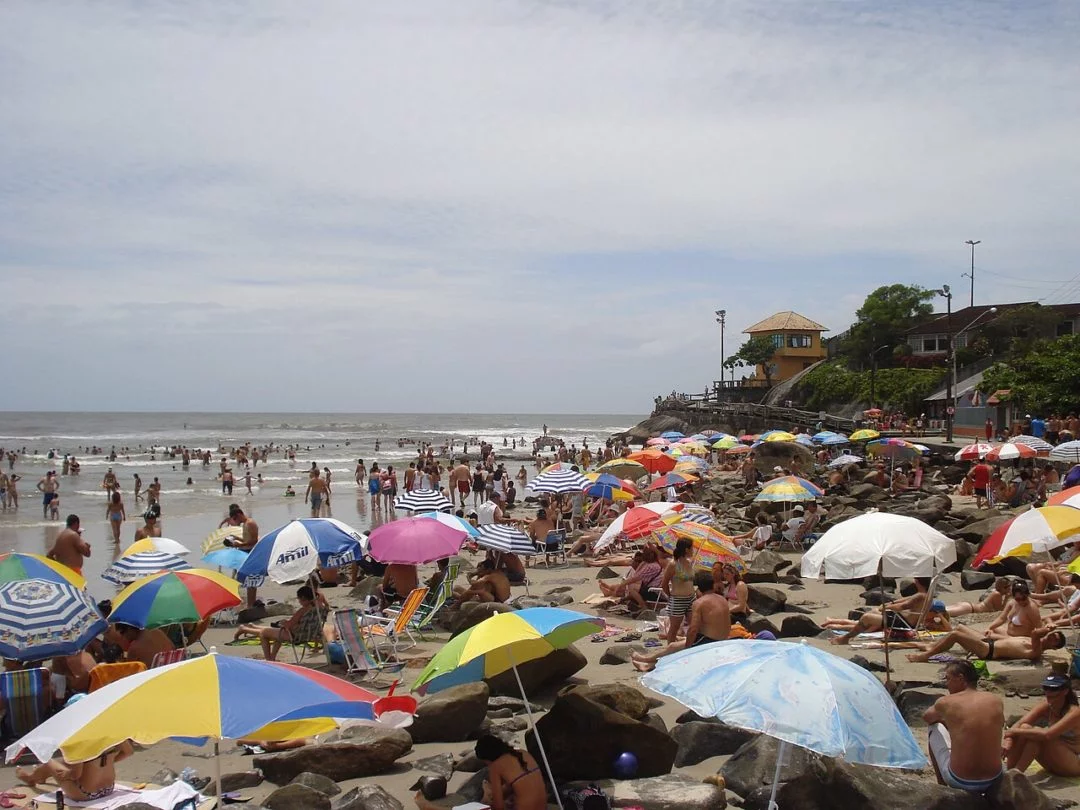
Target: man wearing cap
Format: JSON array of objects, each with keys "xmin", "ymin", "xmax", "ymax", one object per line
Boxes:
[{"xmin": 923, "ymin": 660, "xmax": 1005, "ymax": 793}]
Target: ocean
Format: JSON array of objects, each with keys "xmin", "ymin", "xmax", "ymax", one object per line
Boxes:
[{"xmin": 0, "ymin": 412, "xmax": 638, "ymax": 595}]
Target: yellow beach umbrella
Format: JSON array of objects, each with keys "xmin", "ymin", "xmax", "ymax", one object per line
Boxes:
[{"xmin": 849, "ymin": 429, "xmax": 880, "ymax": 442}]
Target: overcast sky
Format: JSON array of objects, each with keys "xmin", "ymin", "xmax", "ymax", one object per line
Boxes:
[{"xmin": 2, "ymin": 1, "xmax": 1078, "ymax": 413}]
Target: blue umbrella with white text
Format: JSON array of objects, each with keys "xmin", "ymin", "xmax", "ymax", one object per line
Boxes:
[{"xmin": 237, "ymin": 518, "xmax": 363, "ymax": 587}]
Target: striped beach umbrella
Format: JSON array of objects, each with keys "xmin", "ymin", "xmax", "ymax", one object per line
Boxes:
[
  {"xmin": 679, "ymin": 505, "xmax": 720, "ymax": 527},
  {"xmin": 202, "ymin": 526, "xmax": 245, "ymax": 555},
  {"xmin": 0, "ymin": 552, "xmax": 85, "ymax": 588},
  {"xmin": 0, "ymin": 579, "xmax": 106, "ymax": 662},
  {"xmin": 237, "ymin": 518, "xmax": 363, "ymax": 586},
  {"xmin": 822, "ymin": 434, "xmax": 850, "ymax": 446},
  {"xmin": 1051, "ymin": 441, "xmax": 1080, "ymax": 465},
  {"xmin": 103, "ymin": 551, "xmax": 191, "ymax": 585},
  {"xmin": 1012, "ymin": 435, "xmax": 1054, "ymax": 453},
  {"xmin": 828, "ymin": 453, "xmax": 864, "ymax": 468},
  {"xmin": 755, "ymin": 475, "xmax": 824, "ymax": 503},
  {"xmin": 393, "ymin": 489, "xmax": 453, "ymax": 513},
  {"xmin": 529, "ymin": 468, "xmax": 590, "ymax": 495},
  {"xmin": 476, "ymin": 524, "xmax": 538, "ymax": 556},
  {"xmin": 985, "ymin": 443, "xmax": 1038, "ymax": 462},
  {"xmin": 110, "ymin": 570, "xmax": 241, "ymax": 629},
  {"xmin": 972, "ymin": 507, "xmax": 1080, "ymax": 567},
  {"xmin": 123, "ymin": 537, "xmax": 191, "ymax": 557},
  {"xmin": 954, "ymin": 443, "xmax": 994, "ymax": 462},
  {"xmin": 1049, "ymin": 486, "xmax": 1080, "ymax": 510}
]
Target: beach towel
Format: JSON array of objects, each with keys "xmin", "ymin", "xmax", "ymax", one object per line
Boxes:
[{"xmin": 32, "ymin": 781, "xmax": 202, "ymax": 810}]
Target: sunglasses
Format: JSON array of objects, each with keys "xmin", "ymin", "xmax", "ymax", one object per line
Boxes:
[{"xmin": 1044, "ymin": 685, "xmax": 1067, "ymax": 693}]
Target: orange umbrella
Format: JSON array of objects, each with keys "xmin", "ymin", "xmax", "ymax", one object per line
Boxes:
[{"xmin": 627, "ymin": 449, "xmax": 677, "ymax": 474}]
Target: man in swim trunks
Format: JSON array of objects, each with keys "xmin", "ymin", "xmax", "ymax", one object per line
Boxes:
[
  {"xmin": 450, "ymin": 461, "xmax": 472, "ymax": 508},
  {"xmin": 47, "ymin": 514, "xmax": 90, "ymax": 575},
  {"xmin": 923, "ymin": 661, "xmax": 1005, "ymax": 793},
  {"xmin": 17, "ymin": 740, "xmax": 134, "ymax": 802},
  {"xmin": 632, "ymin": 572, "xmax": 730, "ymax": 672},
  {"xmin": 305, "ymin": 469, "xmax": 328, "ymax": 517},
  {"xmin": 37, "ymin": 470, "xmax": 60, "ymax": 518},
  {"xmin": 906, "ymin": 624, "xmax": 1065, "ymax": 663}
]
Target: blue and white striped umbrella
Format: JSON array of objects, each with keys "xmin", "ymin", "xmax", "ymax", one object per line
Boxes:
[
  {"xmin": 529, "ymin": 468, "xmax": 590, "ymax": 495},
  {"xmin": 1051, "ymin": 440, "xmax": 1080, "ymax": 464},
  {"xmin": 237, "ymin": 518, "xmax": 363, "ymax": 587},
  {"xmin": 394, "ymin": 489, "xmax": 453, "ymax": 513},
  {"xmin": 812, "ymin": 431, "xmax": 838, "ymax": 443},
  {"xmin": 679, "ymin": 505, "xmax": 720, "ymax": 527},
  {"xmin": 0, "ymin": 579, "xmax": 107, "ymax": 662},
  {"xmin": 417, "ymin": 511, "xmax": 481, "ymax": 537},
  {"xmin": 476, "ymin": 524, "xmax": 538, "ymax": 556},
  {"xmin": 102, "ymin": 551, "xmax": 191, "ymax": 584},
  {"xmin": 828, "ymin": 453, "xmax": 864, "ymax": 468}
]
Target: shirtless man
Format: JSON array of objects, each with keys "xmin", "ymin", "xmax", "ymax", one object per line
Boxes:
[
  {"xmin": 907, "ymin": 624, "xmax": 1065, "ymax": 663},
  {"xmin": 528, "ymin": 509, "xmax": 557, "ymax": 565},
  {"xmin": 305, "ymin": 470, "xmax": 328, "ymax": 517},
  {"xmin": 632, "ymin": 572, "xmax": 731, "ymax": 672},
  {"xmin": 133, "ymin": 507, "xmax": 162, "ymax": 541},
  {"xmin": 825, "ymin": 577, "xmax": 932, "ymax": 645},
  {"xmin": 147, "ymin": 477, "xmax": 161, "ymax": 507},
  {"xmin": 37, "ymin": 471, "xmax": 60, "ymax": 518},
  {"xmin": 116, "ymin": 623, "xmax": 175, "ymax": 668},
  {"xmin": 132, "ymin": 474, "xmax": 142, "ymax": 502},
  {"xmin": 101, "ymin": 468, "xmax": 118, "ymax": 499},
  {"xmin": 48, "ymin": 515, "xmax": 91, "ymax": 575},
  {"xmin": 224, "ymin": 504, "xmax": 260, "ymax": 607},
  {"xmin": 923, "ymin": 661, "xmax": 1005, "ymax": 793},
  {"xmin": 455, "ymin": 560, "xmax": 511, "ymax": 603},
  {"xmin": 985, "ymin": 581, "xmax": 1041, "ymax": 639},
  {"xmin": 380, "ymin": 563, "xmax": 419, "ymax": 605},
  {"xmin": 17, "ymin": 740, "xmax": 134, "ymax": 802},
  {"xmin": 450, "ymin": 461, "xmax": 472, "ymax": 508},
  {"xmin": 404, "ymin": 462, "xmax": 417, "ymax": 493}
]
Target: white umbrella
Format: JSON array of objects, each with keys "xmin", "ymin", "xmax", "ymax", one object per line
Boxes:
[
  {"xmin": 954, "ymin": 443, "xmax": 994, "ymax": 461},
  {"xmin": 529, "ymin": 469, "xmax": 590, "ymax": 495},
  {"xmin": 1051, "ymin": 441, "xmax": 1080, "ymax": 464},
  {"xmin": 828, "ymin": 453, "xmax": 864, "ymax": 468},
  {"xmin": 593, "ymin": 502, "xmax": 683, "ymax": 553},
  {"xmin": 123, "ymin": 537, "xmax": 191, "ymax": 557}
]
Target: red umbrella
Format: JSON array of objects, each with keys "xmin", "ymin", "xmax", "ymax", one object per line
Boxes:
[
  {"xmin": 955, "ymin": 443, "xmax": 994, "ymax": 461},
  {"xmin": 985, "ymin": 443, "xmax": 1038, "ymax": 462},
  {"xmin": 627, "ymin": 450, "xmax": 677, "ymax": 474},
  {"xmin": 620, "ymin": 506, "xmax": 680, "ymax": 540}
]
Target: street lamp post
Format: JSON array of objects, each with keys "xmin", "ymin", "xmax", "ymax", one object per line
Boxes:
[
  {"xmin": 936, "ymin": 285, "xmax": 954, "ymax": 442},
  {"xmin": 868, "ymin": 342, "xmax": 890, "ymax": 408},
  {"xmin": 963, "ymin": 240, "xmax": 981, "ymax": 308},
  {"xmin": 715, "ymin": 309, "xmax": 727, "ymax": 393}
]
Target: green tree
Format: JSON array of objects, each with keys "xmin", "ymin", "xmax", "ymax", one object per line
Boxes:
[
  {"xmin": 724, "ymin": 335, "xmax": 778, "ymax": 386},
  {"xmin": 843, "ymin": 284, "xmax": 936, "ymax": 367},
  {"xmin": 977, "ymin": 335, "xmax": 1080, "ymax": 413},
  {"xmin": 973, "ymin": 304, "xmax": 1065, "ymax": 359}
]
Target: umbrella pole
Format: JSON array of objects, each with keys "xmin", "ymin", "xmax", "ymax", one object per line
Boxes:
[
  {"xmin": 880, "ymin": 560, "xmax": 891, "ymax": 683},
  {"xmin": 214, "ymin": 741, "xmax": 222, "ymax": 802},
  {"xmin": 766, "ymin": 738, "xmax": 787, "ymax": 810},
  {"xmin": 508, "ymin": 652, "xmax": 563, "ymax": 810}
]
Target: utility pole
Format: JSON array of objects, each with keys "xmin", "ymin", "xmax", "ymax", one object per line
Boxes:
[
  {"xmin": 715, "ymin": 310, "xmax": 726, "ymax": 393},
  {"xmin": 937, "ymin": 285, "xmax": 954, "ymax": 442},
  {"xmin": 963, "ymin": 240, "xmax": 980, "ymax": 308}
]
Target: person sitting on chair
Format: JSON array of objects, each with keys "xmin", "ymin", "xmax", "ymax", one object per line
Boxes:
[
  {"xmin": 234, "ymin": 585, "xmax": 326, "ymax": 661},
  {"xmin": 823, "ymin": 577, "xmax": 933, "ymax": 645},
  {"xmin": 454, "ymin": 560, "xmax": 511, "ymax": 603}
]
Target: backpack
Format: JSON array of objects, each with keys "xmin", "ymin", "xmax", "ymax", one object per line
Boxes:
[{"xmin": 562, "ymin": 784, "xmax": 612, "ymax": 810}]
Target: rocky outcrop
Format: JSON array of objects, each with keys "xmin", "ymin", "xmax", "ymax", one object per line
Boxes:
[
  {"xmin": 409, "ymin": 683, "xmax": 489, "ymax": 743},
  {"xmin": 486, "ymin": 644, "xmax": 586, "ymax": 696},
  {"xmin": 672, "ymin": 721, "xmax": 756, "ymax": 766},
  {"xmin": 254, "ymin": 727, "xmax": 412, "ymax": 784},
  {"xmin": 566, "ymin": 775, "xmax": 727, "ymax": 810}
]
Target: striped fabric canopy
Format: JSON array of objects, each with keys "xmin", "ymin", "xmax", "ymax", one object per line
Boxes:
[
  {"xmin": 529, "ymin": 468, "xmax": 590, "ymax": 495},
  {"xmin": 393, "ymin": 489, "xmax": 453, "ymax": 513},
  {"xmin": 103, "ymin": 551, "xmax": 191, "ymax": 584},
  {"xmin": 0, "ymin": 579, "xmax": 106, "ymax": 661},
  {"xmin": 476, "ymin": 524, "xmax": 538, "ymax": 556}
]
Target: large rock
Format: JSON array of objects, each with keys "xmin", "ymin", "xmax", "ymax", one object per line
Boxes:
[
  {"xmin": 208, "ymin": 770, "xmax": 264, "ymax": 795},
  {"xmin": 721, "ymin": 734, "xmax": 822, "ymax": 799},
  {"xmin": 410, "ymin": 682, "xmax": 489, "ymax": 743},
  {"xmin": 487, "ymin": 644, "xmax": 586, "ymax": 696},
  {"xmin": 672, "ymin": 721, "xmax": 756, "ymax": 766},
  {"xmin": 254, "ymin": 727, "xmax": 412, "ymax": 784},
  {"xmin": 567, "ymin": 775, "xmax": 727, "ymax": 810},
  {"xmin": 599, "ymin": 644, "xmax": 646, "ymax": 665},
  {"xmin": 779, "ymin": 615, "xmax": 823, "ymax": 638},
  {"xmin": 290, "ymin": 772, "xmax": 341, "ymax": 797},
  {"xmin": 560, "ymin": 683, "xmax": 651, "ymax": 720},
  {"xmin": 332, "ymin": 785, "xmax": 404, "ymax": 810},
  {"xmin": 985, "ymin": 768, "xmax": 1057, "ymax": 809},
  {"xmin": 526, "ymin": 690, "xmax": 677, "ymax": 780},
  {"xmin": 960, "ymin": 569, "xmax": 996, "ymax": 591},
  {"xmin": 444, "ymin": 601, "xmax": 515, "ymax": 635},
  {"xmin": 897, "ymin": 689, "xmax": 942, "ymax": 725},
  {"xmin": 747, "ymin": 585, "xmax": 787, "ymax": 615},
  {"xmin": 761, "ymin": 757, "xmax": 984, "ymax": 810},
  {"xmin": 264, "ymin": 784, "xmax": 331, "ymax": 810},
  {"xmin": 744, "ymin": 613, "xmax": 780, "ymax": 637},
  {"xmin": 744, "ymin": 551, "xmax": 790, "ymax": 584}
]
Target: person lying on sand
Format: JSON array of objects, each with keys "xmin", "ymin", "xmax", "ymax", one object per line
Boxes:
[
  {"xmin": 632, "ymin": 572, "xmax": 730, "ymax": 672},
  {"xmin": 17, "ymin": 740, "xmax": 133, "ymax": 802},
  {"xmin": 824, "ymin": 577, "xmax": 932, "ymax": 645},
  {"xmin": 906, "ymin": 624, "xmax": 1065, "ymax": 663},
  {"xmin": 233, "ymin": 585, "xmax": 325, "ymax": 661},
  {"xmin": 943, "ymin": 577, "xmax": 1011, "ymax": 617}
]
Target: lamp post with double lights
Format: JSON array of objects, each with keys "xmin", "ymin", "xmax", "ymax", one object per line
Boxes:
[
  {"xmin": 935, "ymin": 285, "xmax": 954, "ymax": 442},
  {"xmin": 715, "ymin": 309, "xmax": 727, "ymax": 393}
]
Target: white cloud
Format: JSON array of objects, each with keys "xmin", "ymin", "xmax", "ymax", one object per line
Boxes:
[{"xmin": 1, "ymin": 0, "xmax": 1078, "ymax": 411}]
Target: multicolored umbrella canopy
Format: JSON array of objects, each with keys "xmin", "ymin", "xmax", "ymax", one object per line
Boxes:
[
  {"xmin": 7, "ymin": 651, "xmax": 417, "ymax": 766},
  {"xmin": 673, "ymin": 458, "xmax": 709, "ymax": 475},
  {"xmin": 102, "ymin": 551, "xmax": 191, "ymax": 585},
  {"xmin": 583, "ymin": 472, "xmax": 635, "ymax": 501},
  {"xmin": 866, "ymin": 438, "xmax": 921, "ymax": 460},
  {"xmin": 646, "ymin": 472, "xmax": 699, "ymax": 491},
  {"xmin": 110, "ymin": 569, "xmax": 242, "ymax": 629},
  {"xmin": 1012, "ymin": 435, "xmax": 1054, "ymax": 453},
  {"xmin": 669, "ymin": 442, "xmax": 708, "ymax": 457},
  {"xmin": 848, "ymin": 429, "xmax": 880, "ymax": 442},
  {"xmin": 368, "ymin": 516, "xmax": 466, "ymax": 565},
  {"xmin": 596, "ymin": 459, "xmax": 650, "ymax": 480},
  {"xmin": 627, "ymin": 449, "xmax": 677, "ymax": 474},
  {"xmin": 0, "ymin": 579, "xmax": 106, "ymax": 662},
  {"xmin": 529, "ymin": 468, "xmax": 590, "ymax": 495},
  {"xmin": 123, "ymin": 537, "xmax": 191, "ymax": 557},
  {"xmin": 417, "ymin": 511, "xmax": 481, "ymax": 537},
  {"xmin": 0, "ymin": 552, "xmax": 85, "ymax": 588},
  {"xmin": 725, "ymin": 444, "xmax": 752, "ymax": 455},
  {"xmin": 237, "ymin": 518, "xmax": 363, "ymax": 586},
  {"xmin": 972, "ymin": 506, "xmax": 1080, "ymax": 567},
  {"xmin": 655, "ymin": 522, "xmax": 744, "ymax": 572},
  {"xmin": 754, "ymin": 475, "xmax": 824, "ymax": 503},
  {"xmin": 1049, "ymin": 486, "xmax": 1080, "ymax": 510},
  {"xmin": 593, "ymin": 502, "xmax": 684, "ymax": 553}
]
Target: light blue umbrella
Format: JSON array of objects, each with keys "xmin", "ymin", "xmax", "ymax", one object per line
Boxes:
[
  {"xmin": 822, "ymin": 434, "xmax": 850, "ymax": 446},
  {"xmin": 795, "ymin": 434, "xmax": 815, "ymax": 446},
  {"xmin": 659, "ymin": 431, "xmax": 684, "ymax": 440},
  {"xmin": 812, "ymin": 431, "xmax": 837, "ymax": 443},
  {"xmin": 416, "ymin": 511, "xmax": 480, "ymax": 538},
  {"xmin": 201, "ymin": 548, "xmax": 252, "ymax": 571},
  {"xmin": 641, "ymin": 639, "xmax": 926, "ymax": 809}
]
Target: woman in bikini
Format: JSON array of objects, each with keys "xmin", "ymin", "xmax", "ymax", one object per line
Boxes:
[
  {"xmin": 943, "ymin": 577, "xmax": 1011, "ymax": 617},
  {"xmin": 661, "ymin": 538, "xmax": 697, "ymax": 645},
  {"xmin": 105, "ymin": 490, "xmax": 126, "ymax": 543},
  {"xmin": 17, "ymin": 740, "xmax": 134, "ymax": 802},
  {"xmin": 475, "ymin": 734, "xmax": 546, "ymax": 810},
  {"xmin": 714, "ymin": 562, "xmax": 750, "ymax": 627},
  {"xmin": 1004, "ymin": 673, "xmax": 1080, "ymax": 776}
]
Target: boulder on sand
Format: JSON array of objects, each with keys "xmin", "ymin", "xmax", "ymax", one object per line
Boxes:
[
  {"xmin": 263, "ymin": 784, "xmax": 331, "ymax": 810},
  {"xmin": 744, "ymin": 551, "xmax": 791, "ymax": 584},
  {"xmin": 486, "ymin": 644, "xmax": 586, "ymax": 696},
  {"xmin": 333, "ymin": 785, "xmax": 405, "ymax": 810},
  {"xmin": 746, "ymin": 585, "xmax": 787, "ymax": 615},
  {"xmin": 672, "ymin": 721, "xmax": 756, "ymax": 766},
  {"xmin": 254, "ymin": 727, "xmax": 412, "ymax": 784},
  {"xmin": 559, "ymin": 683, "xmax": 651, "ymax": 719},
  {"xmin": 960, "ymin": 569, "xmax": 995, "ymax": 591},
  {"xmin": 779, "ymin": 615, "xmax": 823, "ymax": 638},
  {"xmin": 565, "ymin": 775, "xmax": 727, "ymax": 810},
  {"xmin": 442, "ymin": 601, "xmax": 514, "ymax": 635},
  {"xmin": 721, "ymin": 734, "xmax": 821, "ymax": 799},
  {"xmin": 409, "ymin": 683, "xmax": 490, "ymax": 743}
]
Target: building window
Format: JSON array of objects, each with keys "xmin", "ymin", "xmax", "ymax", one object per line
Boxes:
[
  {"xmin": 954, "ymin": 333, "xmax": 967, "ymax": 349},
  {"xmin": 917, "ymin": 335, "xmax": 949, "ymax": 352},
  {"xmin": 770, "ymin": 334, "xmax": 784, "ymax": 349},
  {"xmin": 1058, "ymin": 320, "xmax": 1075, "ymax": 336},
  {"xmin": 787, "ymin": 334, "xmax": 812, "ymax": 348}
]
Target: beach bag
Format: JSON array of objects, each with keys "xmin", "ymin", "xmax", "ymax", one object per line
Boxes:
[{"xmin": 562, "ymin": 784, "xmax": 612, "ymax": 810}]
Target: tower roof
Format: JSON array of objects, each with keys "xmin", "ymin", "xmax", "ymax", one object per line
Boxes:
[{"xmin": 743, "ymin": 311, "xmax": 828, "ymax": 334}]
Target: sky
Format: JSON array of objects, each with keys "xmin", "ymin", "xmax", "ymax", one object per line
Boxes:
[{"xmin": 2, "ymin": 1, "xmax": 1079, "ymax": 413}]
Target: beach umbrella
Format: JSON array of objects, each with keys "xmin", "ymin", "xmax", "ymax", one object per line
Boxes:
[
  {"xmin": 954, "ymin": 442, "xmax": 994, "ymax": 461},
  {"xmin": 754, "ymin": 476, "xmax": 824, "ymax": 503},
  {"xmin": 529, "ymin": 468, "xmax": 590, "ymax": 495},
  {"xmin": 0, "ymin": 552, "xmax": 85, "ymax": 588},
  {"xmin": 642, "ymin": 640, "xmax": 925, "ymax": 807},
  {"xmin": 416, "ymin": 511, "xmax": 481, "ymax": 537},
  {"xmin": 678, "ymin": 504, "xmax": 720, "ymax": 527},
  {"xmin": 762, "ymin": 431, "xmax": 796, "ymax": 443},
  {"xmin": 646, "ymin": 472, "xmax": 699, "ymax": 491},
  {"xmin": 110, "ymin": 569, "xmax": 241, "ymax": 629},
  {"xmin": 582, "ymin": 472, "xmax": 635, "ymax": 501},
  {"xmin": 102, "ymin": 551, "xmax": 191, "ymax": 585},
  {"xmin": 812, "ymin": 431, "xmax": 838, "ymax": 443},
  {"xmin": 738, "ymin": 434, "xmax": 759, "ymax": 442},
  {"xmin": 724, "ymin": 444, "xmax": 752, "ymax": 455},
  {"xmin": 627, "ymin": 449, "xmax": 677, "ymax": 474},
  {"xmin": 655, "ymin": 523, "xmax": 744, "ymax": 572},
  {"xmin": 971, "ymin": 506, "xmax": 1080, "ymax": 568},
  {"xmin": 592, "ymin": 502, "xmax": 684, "ymax": 553},
  {"xmin": 865, "ymin": 438, "xmax": 920, "ymax": 458},
  {"xmin": 7, "ymin": 651, "xmax": 417, "ymax": 799},
  {"xmin": 795, "ymin": 434, "xmax": 815, "ymax": 446},
  {"xmin": 659, "ymin": 431, "xmax": 685, "ymax": 440},
  {"xmin": 712, "ymin": 436, "xmax": 739, "ymax": 450},
  {"xmin": 700, "ymin": 429, "xmax": 720, "ymax": 437},
  {"xmin": 413, "ymin": 607, "xmax": 603, "ymax": 809},
  {"xmin": 1012, "ymin": 435, "xmax": 1054, "ymax": 453},
  {"xmin": 123, "ymin": 537, "xmax": 191, "ymax": 557},
  {"xmin": 1051, "ymin": 441, "xmax": 1080, "ymax": 464},
  {"xmin": 201, "ymin": 548, "xmax": 251, "ymax": 570},
  {"xmin": 848, "ymin": 429, "xmax": 879, "ymax": 442},
  {"xmin": 237, "ymin": 518, "xmax": 363, "ymax": 586},
  {"xmin": 822, "ymin": 433, "xmax": 850, "ymax": 446},
  {"xmin": 1049, "ymin": 486, "xmax": 1080, "ymax": 510},
  {"xmin": 911, "ymin": 443, "xmax": 931, "ymax": 455},
  {"xmin": 985, "ymin": 443, "xmax": 1038, "ymax": 462},
  {"xmin": 828, "ymin": 453, "xmax": 864, "ymax": 468},
  {"xmin": 368, "ymin": 516, "xmax": 467, "ymax": 565},
  {"xmin": 475, "ymin": 524, "xmax": 538, "ymax": 556},
  {"xmin": 596, "ymin": 459, "xmax": 649, "ymax": 480},
  {"xmin": 645, "ymin": 438, "xmax": 669, "ymax": 447},
  {"xmin": 394, "ymin": 489, "xmax": 454, "ymax": 513},
  {"xmin": 0, "ymin": 579, "xmax": 107, "ymax": 662},
  {"xmin": 201, "ymin": 526, "xmax": 244, "ymax": 555},
  {"xmin": 539, "ymin": 461, "xmax": 578, "ymax": 473},
  {"xmin": 801, "ymin": 512, "xmax": 956, "ymax": 580}
]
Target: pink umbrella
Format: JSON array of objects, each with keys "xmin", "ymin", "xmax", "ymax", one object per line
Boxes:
[
  {"xmin": 646, "ymin": 438, "xmax": 669, "ymax": 447},
  {"xmin": 367, "ymin": 517, "xmax": 467, "ymax": 565}
]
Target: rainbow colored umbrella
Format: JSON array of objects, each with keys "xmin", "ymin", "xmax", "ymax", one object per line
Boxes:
[
  {"xmin": 7, "ymin": 652, "xmax": 417, "ymax": 797},
  {"xmin": 754, "ymin": 475, "xmax": 824, "ymax": 503},
  {"xmin": 973, "ymin": 507, "xmax": 1080, "ymax": 568},
  {"xmin": 866, "ymin": 438, "xmax": 921, "ymax": 460},
  {"xmin": 110, "ymin": 569, "xmax": 241, "ymax": 629},
  {"xmin": 0, "ymin": 552, "xmax": 85, "ymax": 588},
  {"xmin": 656, "ymin": 523, "xmax": 744, "ymax": 572},
  {"xmin": 413, "ymin": 608, "xmax": 603, "ymax": 810},
  {"xmin": 583, "ymin": 472, "xmax": 635, "ymax": 501},
  {"xmin": 647, "ymin": 472, "xmax": 699, "ymax": 491}
]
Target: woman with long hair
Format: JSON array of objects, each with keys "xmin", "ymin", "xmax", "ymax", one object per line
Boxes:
[
  {"xmin": 106, "ymin": 490, "xmax": 126, "ymax": 543},
  {"xmin": 473, "ymin": 734, "xmax": 546, "ymax": 810},
  {"xmin": 714, "ymin": 562, "xmax": 749, "ymax": 626},
  {"xmin": 661, "ymin": 537, "xmax": 696, "ymax": 644},
  {"xmin": 1004, "ymin": 673, "xmax": 1080, "ymax": 776}
]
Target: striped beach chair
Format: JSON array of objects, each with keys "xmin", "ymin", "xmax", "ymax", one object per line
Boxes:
[
  {"xmin": 333, "ymin": 608, "xmax": 406, "ymax": 682},
  {"xmin": 151, "ymin": 649, "xmax": 188, "ymax": 668},
  {"xmin": 0, "ymin": 667, "xmax": 51, "ymax": 740},
  {"xmin": 367, "ymin": 586, "xmax": 428, "ymax": 655}
]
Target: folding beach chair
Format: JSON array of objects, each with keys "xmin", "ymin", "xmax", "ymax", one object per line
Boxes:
[
  {"xmin": 333, "ymin": 608, "xmax": 406, "ymax": 682},
  {"xmin": 538, "ymin": 529, "xmax": 569, "ymax": 568},
  {"xmin": 0, "ymin": 667, "xmax": 51, "ymax": 740},
  {"xmin": 410, "ymin": 563, "xmax": 459, "ymax": 639},
  {"xmin": 367, "ymin": 586, "xmax": 428, "ymax": 656},
  {"xmin": 151, "ymin": 649, "xmax": 188, "ymax": 668},
  {"xmin": 88, "ymin": 661, "xmax": 146, "ymax": 692},
  {"xmin": 284, "ymin": 604, "xmax": 326, "ymax": 664}
]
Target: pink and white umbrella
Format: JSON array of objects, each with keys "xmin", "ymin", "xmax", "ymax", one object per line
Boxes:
[
  {"xmin": 954, "ymin": 443, "xmax": 994, "ymax": 461},
  {"xmin": 985, "ymin": 443, "xmax": 1038, "ymax": 462},
  {"xmin": 646, "ymin": 438, "xmax": 670, "ymax": 447}
]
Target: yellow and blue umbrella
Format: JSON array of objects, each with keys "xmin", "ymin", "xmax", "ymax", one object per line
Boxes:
[
  {"xmin": 123, "ymin": 537, "xmax": 191, "ymax": 558},
  {"xmin": 0, "ymin": 552, "xmax": 85, "ymax": 588},
  {"xmin": 583, "ymin": 472, "xmax": 635, "ymax": 501},
  {"xmin": 849, "ymin": 429, "xmax": 880, "ymax": 442},
  {"xmin": 754, "ymin": 475, "xmax": 824, "ymax": 503},
  {"xmin": 761, "ymin": 431, "xmax": 796, "ymax": 442}
]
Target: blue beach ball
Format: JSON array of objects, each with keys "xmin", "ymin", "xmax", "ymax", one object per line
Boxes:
[{"xmin": 613, "ymin": 751, "xmax": 639, "ymax": 778}]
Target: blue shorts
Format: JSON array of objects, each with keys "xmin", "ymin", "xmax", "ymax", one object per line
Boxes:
[{"xmin": 368, "ymin": 480, "xmax": 380, "ymax": 495}]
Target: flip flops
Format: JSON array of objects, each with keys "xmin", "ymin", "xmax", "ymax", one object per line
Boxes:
[
  {"xmin": 1, "ymin": 791, "xmax": 27, "ymax": 809},
  {"xmin": 616, "ymin": 632, "xmax": 642, "ymax": 642}
]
